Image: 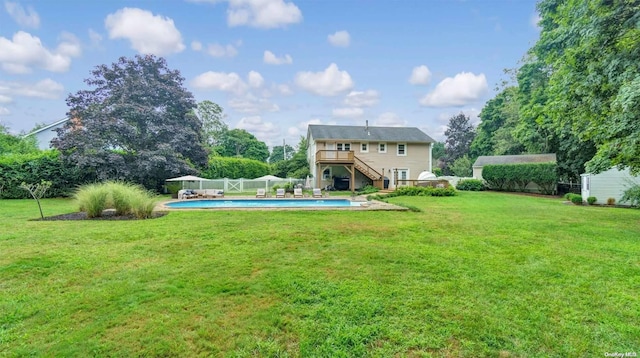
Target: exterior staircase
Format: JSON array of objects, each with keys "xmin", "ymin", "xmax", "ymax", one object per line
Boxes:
[{"xmin": 354, "ymin": 156, "xmax": 386, "ymax": 189}]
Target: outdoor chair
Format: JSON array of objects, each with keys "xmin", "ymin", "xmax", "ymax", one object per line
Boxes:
[
  {"xmin": 275, "ymin": 188, "xmax": 286, "ymax": 198},
  {"xmin": 312, "ymin": 188, "xmax": 323, "ymax": 198},
  {"xmin": 293, "ymin": 188, "xmax": 303, "ymax": 198},
  {"xmin": 256, "ymin": 188, "xmax": 267, "ymax": 198}
]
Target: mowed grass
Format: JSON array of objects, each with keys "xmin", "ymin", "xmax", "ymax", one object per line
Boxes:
[{"xmin": 1, "ymin": 192, "xmax": 639, "ymax": 357}]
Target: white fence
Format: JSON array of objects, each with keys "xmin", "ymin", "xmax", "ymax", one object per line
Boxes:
[{"xmin": 181, "ymin": 178, "xmax": 306, "ymax": 193}]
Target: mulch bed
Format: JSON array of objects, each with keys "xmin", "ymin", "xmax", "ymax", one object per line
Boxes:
[{"xmin": 38, "ymin": 211, "xmax": 169, "ymax": 221}]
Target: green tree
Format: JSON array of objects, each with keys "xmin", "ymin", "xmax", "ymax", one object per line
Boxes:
[
  {"xmin": 196, "ymin": 100, "xmax": 227, "ymax": 148},
  {"xmin": 431, "ymin": 142, "xmax": 445, "ymax": 161},
  {"xmin": 534, "ymin": 0, "xmax": 640, "ymax": 174},
  {"xmin": 269, "ymin": 144, "xmax": 295, "ymax": 163},
  {"xmin": 52, "ymin": 55, "xmax": 208, "ymax": 190},
  {"xmin": 216, "ymin": 128, "xmax": 269, "ymax": 162},
  {"xmin": 443, "ymin": 113, "xmax": 475, "ymax": 174},
  {"xmin": 450, "ymin": 155, "xmax": 473, "ymax": 177},
  {"xmin": 271, "ymin": 136, "xmax": 309, "ymax": 179}
]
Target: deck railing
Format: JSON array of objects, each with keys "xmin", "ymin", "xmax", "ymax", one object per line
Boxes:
[{"xmin": 315, "ymin": 150, "xmax": 354, "ymax": 162}]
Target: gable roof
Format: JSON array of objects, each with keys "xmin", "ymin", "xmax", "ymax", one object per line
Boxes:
[
  {"xmin": 473, "ymin": 154, "xmax": 557, "ymax": 167},
  {"xmin": 308, "ymin": 124, "xmax": 435, "ymax": 143}
]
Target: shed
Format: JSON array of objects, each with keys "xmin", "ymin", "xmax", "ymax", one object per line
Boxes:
[
  {"xmin": 472, "ymin": 154, "xmax": 557, "ymax": 181},
  {"xmin": 23, "ymin": 117, "xmax": 69, "ymax": 150},
  {"xmin": 580, "ymin": 168, "xmax": 640, "ymax": 206}
]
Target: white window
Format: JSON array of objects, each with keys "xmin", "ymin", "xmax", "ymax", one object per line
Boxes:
[
  {"xmin": 397, "ymin": 143, "xmax": 407, "ymax": 156},
  {"xmin": 337, "ymin": 143, "xmax": 351, "ymax": 151},
  {"xmin": 378, "ymin": 142, "xmax": 387, "ymax": 153},
  {"xmin": 360, "ymin": 143, "xmax": 368, "ymax": 153},
  {"xmin": 322, "ymin": 168, "xmax": 332, "ymax": 180},
  {"xmin": 396, "ymin": 169, "xmax": 409, "ymax": 186}
]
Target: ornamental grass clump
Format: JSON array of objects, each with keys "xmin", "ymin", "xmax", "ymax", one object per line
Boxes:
[{"xmin": 75, "ymin": 181, "xmax": 159, "ymax": 219}]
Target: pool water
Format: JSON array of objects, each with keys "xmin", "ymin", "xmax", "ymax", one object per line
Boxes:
[{"xmin": 166, "ymin": 199, "xmax": 361, "ymax": 208}]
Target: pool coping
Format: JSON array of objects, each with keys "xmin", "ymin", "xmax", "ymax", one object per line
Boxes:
[{"xmin": 158, "ymin": 195, "xmax": 406, "ymax": 211}]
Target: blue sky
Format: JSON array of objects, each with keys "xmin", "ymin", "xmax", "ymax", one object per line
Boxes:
[{"xmin": 0, "ymin": 0, "xmax": 540, "ymax": 146}]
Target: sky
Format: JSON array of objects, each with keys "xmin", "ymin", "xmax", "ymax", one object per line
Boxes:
[{"xmin": 0, "ymin": 0, "xmax": 541, "ymax": 147}]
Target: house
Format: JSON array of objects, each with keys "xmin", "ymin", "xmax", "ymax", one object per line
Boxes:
[
  {"xmin": 307, "ymin": 124, "xmax": 435, "ymax": 191},
  {"xmin": 580, "ymin": 167, "xmax": 640, "ymax": 206},
  {"xmin": 23, "ymin": 117, "xmax": 69, "ymax": 150},
  {"xmin": 472, "ymin": 154, "xmax": 557, "ymax": 181}
]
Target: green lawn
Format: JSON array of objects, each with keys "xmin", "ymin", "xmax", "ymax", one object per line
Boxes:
[{"xmin": 1, "ymin": 192, "xmax": 638, "ymax": 357}]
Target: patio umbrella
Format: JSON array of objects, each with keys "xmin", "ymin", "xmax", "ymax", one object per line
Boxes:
[{"xmin": 166, "ymin": 175, "xmax": 209, "ymax": 189}]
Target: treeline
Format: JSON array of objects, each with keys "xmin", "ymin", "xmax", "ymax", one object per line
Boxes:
[{"xmin": 443, "ymin": 1, "xmax": 639, "ymax": 181}]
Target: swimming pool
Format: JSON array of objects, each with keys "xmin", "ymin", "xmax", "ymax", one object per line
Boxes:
[{"xmin": 165, "ymin": 199, "xmax": 362, "ymax": 209}]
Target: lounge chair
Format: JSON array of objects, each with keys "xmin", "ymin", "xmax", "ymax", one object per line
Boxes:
[
  {"xmin": 275, "ymin": 188, "xmax": 285, "ymax": 198},
  {"xmin": 204, "ymin": 189, "xmax": 224, "ymax": 198},
  {"xmin": 293, "ymin": 188, "xmax": 303, "ymax": 198},
  {"xmin": 178, "ymin": 189, "xmax": 198, "ymax": 199},
  {"xmin": 256, "ymin": 188, "xmax": 266, "ymax": 198},
  {"xmin": 312, "ymin": 188, "xmax": 323, "ymax": 198}
]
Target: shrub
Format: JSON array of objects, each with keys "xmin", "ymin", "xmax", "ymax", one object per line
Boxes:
[
  {"xmin": 370, "ymin": 186, "xmax": 457, "ymax": 200},
  {"xmin": 570, "ymin": 194, "xmax": 583, "ymax": 205},
  {"xmin": 456, "ymin": 179, "xmax": 485, "ymax": 191},
  {"xmin": 357, "ymin": 185, "xmax": 379, "ymax": 195},
  {"xmin": 75, "ymin": 181, "xmax": 159, "ymax": 218},
  {"xmin": 75, "ymin": 183, "xmax": 110, "ymax": 218},
  {"xmin": 587, "ymin": 196, "xmax": 597, "ymax": 205},
  {"xmin": 203, "ymin": 157, "xmax": 270, "ymax": 179},
  {"xmin": 620, "ymin": 184, "xmax": 640, "ymax": 207},
  {"xmin": 0, "ymin": 150, "xmax": 94, "ymax": 199},
  {"xmin": 482, "ymin": 162, "xmax": 557, "ymax": 194},
  {"xmin": 607, "ymin": 197, "xmax": 616, "ymax": 205}
]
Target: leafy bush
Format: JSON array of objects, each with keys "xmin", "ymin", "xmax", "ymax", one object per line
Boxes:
[
  {"xmin": 0, "ymin": 150, "xmax": 94, "ymax": 199},
  {"xmin": 203, "ymin": 157, "xmax": 270, "ymax": 179},
  {"xmin": 456, "ymin": 179, "xmax": 485, "ymax": 191},
  {"xmin": 357, "ymin": 185, "xmax": 379, "ymax": 195},
  {"xmin": 370, "ymin": 186, "xmax": 456, "ymax": 200},
  {"xmin": 482, "ymin": 162, "xmax": 557, "ymax": 194},
  {"xmin": 587, "ymin": 196, "xmax": 597, "ymax": 205},
  {"xmin": 570, "ymin": 194, "xmax": 583, "ymax": 205},
  {"xmin": 620, "ymin": 184, "xmax": 640, "ymax": 207},
  {"xmin": 75, "ymin": 181, "xmax": 159, "ymax": 218}
]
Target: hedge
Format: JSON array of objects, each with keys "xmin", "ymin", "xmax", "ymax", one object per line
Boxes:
[
  {"xmin": 482, "ymin": 162, "xmax": 557, "ymax": 194},
  {"xmin": 202, "ymin": 157, "xmax": 270, "ymax": 179},
  {"xmin": 0, "ymin": 150, "xmax": 94, "ymax": 199}
]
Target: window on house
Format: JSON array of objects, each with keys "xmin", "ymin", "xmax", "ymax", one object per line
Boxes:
[
  {"xmin": 322, "ymin": 168, "xmax": 331, "ymax": 180},
  {"xmin": 397, "ymin": 143, "xmax": 407, "ymax": 156},
  {"xmin": 378, "ymin": 143, "xmax": 387, "ymax": 153},
  {"xmin": 361, "ymin": 143, "xmax": 368, "ymax": 153},
  {"xmin": 336, "ymin": 143, "xmax": 351, "ymax": 151}
]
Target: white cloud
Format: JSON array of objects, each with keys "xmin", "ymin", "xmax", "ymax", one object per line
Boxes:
[
  {"xmin": 295, "ymin": 63, "xmax": 354, "ymax": 96},
  {"xmin": 344, "ymin": 90, "xmax": 379, "ymax": 107},
  {"xmin": 0, "ymin": 31, "xmax": 81, "ymax": 73},
  {"xmin": 0, "ymin": 106, "xmax": 10, "ymax": 116},
  {"xmin": 287, "ymin": 118, "xmax": 322, "ymax": 137},
  {"xmin": 247, "ymin": 70, "xmax": 264, "ymax": 88},
  {"xmin": 191, "ymin": 40, "xmax": 203, "ymax": 51},
  {"xmin": 420, "ymin": 72, "xmax": 488, "ymax": 107},
  {"xmin": 88, "ymin": 29, "xmax": 103, "ymax": 48},
  {"xmin": 332, "ymin": 107, "xmax": 363, "ymax": 118},
  {"xmin": 4, "ymin": 1, "xmax": 40, "ymax": 28},
  {"xmin": 274, "ymin": 83, "xmax": 293, "ymax": 95},
  {"xmin": 105, "ymin": 8, "xmax": 185, "ymax": 55},
  {"xmin": 0, "ymin": 78, "xmax": 64, "ymax": 99},
  {"xmin": 191, "ymin": 71, "xmax": 247, "ymax": 94},
  {"xmin": 374, "ymin": 112, "xmax": 407, "ymax": 127},
  {"xmin": 191, "ymin": 70, "xmax": 264, "ymax": 94},
  {"xmin": 229, "ymin": 95, "xmax": 279, "ymax": 114},
  {"xmin": 263, "ymin": 50, "xmax": 292, "ymax": 65},
  {"xmin": 236, "ymin": 116, "xmax": 280, "ymax": 145},
  {"xmin": 0, "ymin": 94, "xmax": 12, "ymax": 103},
  {"xmin": 225, "ymin": 0, "xmax": 302, "ymax": 29},
  {"xmin": 207, "ymin": 42, "xmax": 239, "ymax": 57},
  {"xmin": 409, "ymin": 65, "xmax": 432, "ymax": 85},
  {"xmin": 328, "ymin": 30, "xmax": 350, "ymax": 47}
]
